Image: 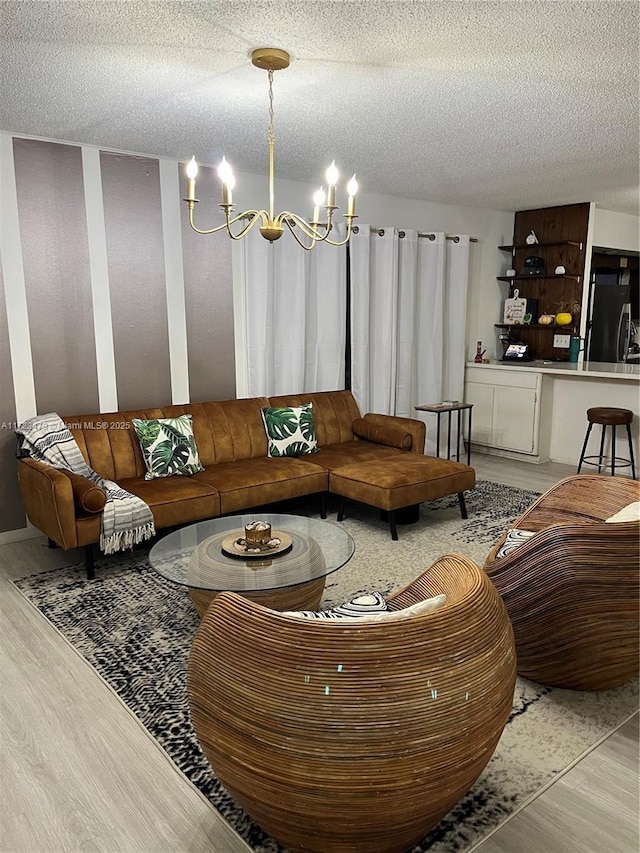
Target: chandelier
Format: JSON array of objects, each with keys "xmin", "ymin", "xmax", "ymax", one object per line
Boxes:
[{"xmin": 183, "ymin": 47, "xmax": 358, "ymax": 250}]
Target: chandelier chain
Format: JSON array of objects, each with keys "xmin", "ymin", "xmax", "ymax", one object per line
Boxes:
[{"xmin": 268, "ymin": 68, "xmax": 275, "ymax": 144}]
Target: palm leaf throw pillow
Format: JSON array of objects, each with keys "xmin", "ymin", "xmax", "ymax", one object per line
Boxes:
[
  {"xmin": 261, "ymin": 403, "xmax": 319, "ymax": 457},
  {"xmin": 132, "ymin": 415, "xmax": 205, "ymax": 480}
]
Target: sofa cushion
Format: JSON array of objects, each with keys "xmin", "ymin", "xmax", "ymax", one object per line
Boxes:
[
  {"xmin": 63, "ymin": 409, "xmax": 165, "ymax": 481},
  {"xmin": 132, "ymin": 415, "xmax": 204, "ymax": 480},
  {"xmin": 297, "ymin": 441, "xmax": 405, "ymax": 471},
  {"xmin": 161, "ymin": 399, "xmax": 271, "ymax": 465},
  {"xmin": 352, "ymin": 417, "xmax": 412, "ymax": 450},
  {"xmin": 193, "ymin": 458, "xmax": 328, "ymax": 514},
  {"xmin": 118, "ymin": 476, "xmax": 220, "ymax": 528},
  {"xmin": 261, "ymin": 404, "xmax": 319, "ymax": 457},
  {"xmin": 330, "ymin": 455, "xmax": 476, "ymax": 511}
]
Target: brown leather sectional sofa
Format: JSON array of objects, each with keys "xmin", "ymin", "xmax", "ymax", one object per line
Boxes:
[{"xmin": 17, "ymin": 390, "xmax": 474, "ymax": 577}]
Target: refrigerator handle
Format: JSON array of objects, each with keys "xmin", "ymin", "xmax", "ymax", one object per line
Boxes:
[{"xmin": 617, "ymin": 303, "xmax": 632, "ymax": 363}]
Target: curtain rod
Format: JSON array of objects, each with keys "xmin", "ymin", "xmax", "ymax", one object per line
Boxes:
[
  {"xmin": 237, "ymin": 215, "xmax": 479, "ymax": 242},
  {"xmin": 358, "ymin": 227, "xmax": 478, "ymax": 243}
]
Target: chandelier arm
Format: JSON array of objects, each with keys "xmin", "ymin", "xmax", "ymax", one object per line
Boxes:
[
  {"xmin": 279, "ymin": 211, "xmax": 331, "ymax": 241},
  {"xmin": 280, "ymin": 211, "xmax": 356, "ymax": 246},
  {"xmin": 281, "ymin": 217, "xmax": 318, "ymax": 251},
  {"xmin": 226, "ymin": 209, "xmax": 268, "ymax": 227},
  {"xmin": 319, "ymin": 217, "xmax": 358, "ymax": 247},
  {"xmin": 225, "ymin": 210, "xmax": 265, "ymax": 240},
  {"xmin": 187, "ymin": 206, "xmax": 268, "ymax": 237},
  {"xmin": 224, "ymin": 210, "xmax": 269, "ymax": 241},
  {"xmin": 187, "ymin": 206, "xmax": 232, "ymax": 236}
]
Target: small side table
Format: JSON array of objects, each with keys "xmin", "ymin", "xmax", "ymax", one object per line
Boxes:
[{"xmin": 414, "ymin": 403, "xmax": 473, "ymax": 465}]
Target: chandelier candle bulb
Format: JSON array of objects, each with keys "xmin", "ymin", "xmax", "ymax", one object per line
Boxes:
[
  {"xmin": 185, "ymin": 157, "xmax": 198, "ymax": 202},
  {"xmin": 347, "ymin": 174, "xmax": 358, "ymax": 217},
  {"xmin": 326, "ymin": 160, "xmax": 339, "ymax": 208},
  {"xmin": 218, "ymin": 157, "xmax": 235, "ymax": 206},
  {"xmin": 312, "ymin": 187, "xmax": 326, "ymax": 225}
]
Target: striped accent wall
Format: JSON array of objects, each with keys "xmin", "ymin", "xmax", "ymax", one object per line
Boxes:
[
  {"xmin": 0, "ymin": 260, "xmax": 24, "ymax": 532},
  {"xmin": 0, "ymin": 133, "xmax": 235, "ymax": 536}
]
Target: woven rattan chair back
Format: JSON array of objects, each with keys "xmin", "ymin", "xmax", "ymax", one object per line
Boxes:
[
  {"xmin": 485, "ymin": 474, "xmax": 639, "ymax": 690},
  {"xmin": 187, "ymin": 553, "xmax": 516, "ymax": 853}
]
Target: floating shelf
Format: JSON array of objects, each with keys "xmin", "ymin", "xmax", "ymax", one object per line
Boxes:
[
  {"xmin": 497, "ymin": 275, "xmax": 581, "ymax": 283},
  {"xmin": 498, "ymin": 241, "xmax": 583, "ymax": 251},
  {"xmin": 494, "ymin": 324, "xmax": 574, "ymax": 331}
]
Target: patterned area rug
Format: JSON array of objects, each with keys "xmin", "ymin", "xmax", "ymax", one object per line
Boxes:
[{"xmin": 13, "ymin": 481, "xmax": 639, "ymax": 853}]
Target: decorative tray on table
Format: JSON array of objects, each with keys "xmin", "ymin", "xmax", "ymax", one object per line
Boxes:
[{"xmin": 220, "ymin": 521, "xmax": 293, "ymax": 559}]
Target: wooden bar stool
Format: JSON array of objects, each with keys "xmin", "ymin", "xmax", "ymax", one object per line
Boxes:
[{"xmin": 577, "ymin": 407, "xmax": 636, "ymax": 478}]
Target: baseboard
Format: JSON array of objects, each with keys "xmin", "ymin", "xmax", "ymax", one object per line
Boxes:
[
  {"xmin": 470, "ymin": 443, "xmax": 548, "ymax": 464},
  {"xmin": 0, "ymin": 525, "xmax": 42, "ymax": 545}
]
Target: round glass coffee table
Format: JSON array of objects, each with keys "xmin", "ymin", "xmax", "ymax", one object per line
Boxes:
[{"xmin": 149, "ymin": 513, "xmax": 355, "ymax": 617}]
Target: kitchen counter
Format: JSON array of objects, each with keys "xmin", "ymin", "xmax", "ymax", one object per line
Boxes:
[
  {"xmin": 465, "ymin": 360, "xmax": 639, "ymax": 466},
  {"xmin": 466, "ymin": 360, "xmax": 640, "ymax": 381}
]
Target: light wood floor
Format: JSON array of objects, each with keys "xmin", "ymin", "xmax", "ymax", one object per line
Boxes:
[{"xmin": 1, "ymin": 455, "xmax": 637, "ymax": 853}]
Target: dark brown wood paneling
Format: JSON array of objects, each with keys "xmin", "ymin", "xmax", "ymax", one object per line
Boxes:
[
  {"xmin": 0, "ymin": 265, "xmax": 26, "ymax": 533},
  {"xmin": 13, "ymin": 138, "xmax": 100, "ymax": 415},
  {"xmin": 502, "ymin": 203, "xmax": 591, "ymax": 360},
  {"xmin": 180, "ymin": 163, "xmax": 236, "ymax": 402},
  {"xmin": 100, "ymin": 152, "xmax": 172, "ymax": 410}
]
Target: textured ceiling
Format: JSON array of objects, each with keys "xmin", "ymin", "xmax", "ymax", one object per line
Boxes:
[{"xmin": 1, "ymin": 0, "xmax": 639, "ymax": 215}]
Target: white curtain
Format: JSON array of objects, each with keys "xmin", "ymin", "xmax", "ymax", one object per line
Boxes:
[
  {"xmin": 350, "ymin": 225, "xmax": 400, "ymax": 414},
  {"xmin": 242, "ymin": 224, "xmax": 347, "ymax": 396},
  {"xmin": 350, "ymin": 227, "xmax": 471, "ymax": 455}
]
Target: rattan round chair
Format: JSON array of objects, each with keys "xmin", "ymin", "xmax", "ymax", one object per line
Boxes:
[
  {"xmin": 187, "ymin": 554, "xmax": 516, "ymax": 853},
  {"xmin": 485, "ymin": 474, "xmax": 639, "ymax": 691}
]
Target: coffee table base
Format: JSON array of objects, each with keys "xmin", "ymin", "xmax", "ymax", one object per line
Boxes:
[{"xmin": 189, "ymin": 576, "xmax": 326, "ymax": 618}]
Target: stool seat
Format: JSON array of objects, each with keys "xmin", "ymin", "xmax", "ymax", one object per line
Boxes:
[
  {"xmin": 578, "ymin": 407, "xmax": 636, "ymax": 478},
  {"xmin": 587, "ymin": 407, "xmax": 633, "ymax": 426}
]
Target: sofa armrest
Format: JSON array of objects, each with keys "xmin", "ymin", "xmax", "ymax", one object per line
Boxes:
[
  {"xmin": 362, "ymin": 413, "xmax": 426, "ymax": 454},
  {"xmin": 17, "ymin": 459, "xmax": 78, "ymax": 549}
]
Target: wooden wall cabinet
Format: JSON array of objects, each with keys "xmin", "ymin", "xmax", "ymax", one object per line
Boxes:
[{"xmin": 496, "ymin": 203, "xmax": 590, "ymax": 360}]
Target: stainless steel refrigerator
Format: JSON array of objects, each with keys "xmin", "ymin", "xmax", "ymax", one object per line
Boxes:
[{"xmin": 586, "ymin": 268, "xmax": 632, "ymax": 363}]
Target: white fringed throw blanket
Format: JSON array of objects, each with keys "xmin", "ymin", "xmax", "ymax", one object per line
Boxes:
[{"xmin": 17, "ymin": 413, "xmax": 155, "ymax": 554}]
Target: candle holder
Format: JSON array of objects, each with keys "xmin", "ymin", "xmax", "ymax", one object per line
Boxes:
[{"xmin": 244, "ymin": 520, "xmax": 272, "ymax": 549}]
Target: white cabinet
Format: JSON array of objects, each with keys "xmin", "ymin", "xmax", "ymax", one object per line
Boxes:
[
  {"xmin": 465, "ymin": 383, "xmax": 494, "ymax": 445},
  {"xmin": 465, "ymin": 367, "xmax": 541, "ymax": 455}
]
